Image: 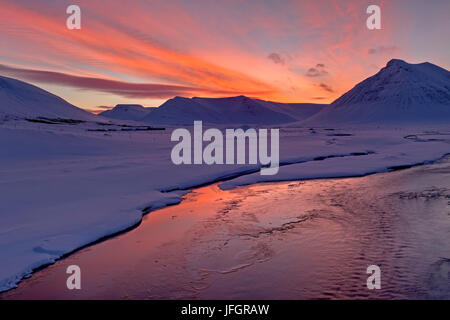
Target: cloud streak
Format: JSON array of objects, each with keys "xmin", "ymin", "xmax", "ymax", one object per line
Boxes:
[
  {"xmin": 0, "ymin": 0, "xmax": 446, "ymax": 107},
  {"xmin": 368, "ymin": 45, "xmax": 399, "ymax": 55},
  {"xmin": 0, "ymin": 64, "xmax": 272, "ymax": 99},
  {"xmin": 318, "ymin": 83, "xmax": 334, "ymax": 93}
]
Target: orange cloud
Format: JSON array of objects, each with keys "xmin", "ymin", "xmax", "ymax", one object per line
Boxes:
[{"xmin": 0, "ymin": 0, "xmax": 424, "ymax": 107}]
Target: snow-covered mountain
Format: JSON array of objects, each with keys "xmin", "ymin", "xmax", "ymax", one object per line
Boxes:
[
  {"xmin": 0, "ymin": 75, "xmax": 98, "ymax": 121},
  {"xmin": 253, "ymin": 99, "xmax": 326, "ymax": 121},
  {"xmin": 142, "ymin": 95, "xmax": 325, "ymax": 125},
  {"xmin": 99, "ymin": 104, "xmax": 153, "ymax": 121},
  {"xmin": 305, "ymin": 59, "xmax": 450, "ymax": 125},
  {"xmin": 4, "ymin": 59, "xmax": 448, "ymax": 127}
]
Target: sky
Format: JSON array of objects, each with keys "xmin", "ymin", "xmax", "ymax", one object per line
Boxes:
[{"xmin": 0, "ymin": 0, "xmax": 449, "ymax": 112}]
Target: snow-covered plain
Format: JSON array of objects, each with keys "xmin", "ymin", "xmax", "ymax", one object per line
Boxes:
[{"xmin": 1, "ymin": 118, "xmax": 449, "ymax": 292}]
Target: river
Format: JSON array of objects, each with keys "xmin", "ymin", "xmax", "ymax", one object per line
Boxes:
[{"xmin": 2, "ymin": 157, "xmax": 450, "ymax": 299}]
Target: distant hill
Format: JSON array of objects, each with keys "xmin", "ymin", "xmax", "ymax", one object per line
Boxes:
[
  {"xmin": 304, "ymin": 59, "xmax": 450, "ymax": 125},
  {"xmin": 99, "ymin": 104, "xmax": 153, "ymax": 121},
  {"xmin": 0, "ymin": 75, "xmax": 98, "ymax": 121},
  {"xmin": 4, "ymin": 59, "xmax": 448, "ymax": 127},
  {"xmin": 142, "ymin": 95, "xmax": 325, "ymax": 125}
]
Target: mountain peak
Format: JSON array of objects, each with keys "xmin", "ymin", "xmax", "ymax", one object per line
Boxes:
[
  {"xmin": 113, "ymin": 104, "xmax": 146, "ymax": 110},
  {"xmin": 99, "ymin": 104, "xmax": 152, "ymax": 121},
  {"xmin": 331, "ymin": 59, "xmax": 450, "ymax": 107},
  {"xmin": 386, "ymin": 59, "xmax": 408, "ymax": 67},
  {"xmin": 304, "ymin": 59, "xmax": 450, "ymax": 124}
]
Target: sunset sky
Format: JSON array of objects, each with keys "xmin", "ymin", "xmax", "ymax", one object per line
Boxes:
[{"xmin": 0, "ymin": 0, "xmax": 449, "ymax": 112}]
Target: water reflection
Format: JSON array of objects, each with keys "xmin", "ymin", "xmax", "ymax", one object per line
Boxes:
[{"xmin": 2, "ymin": 157, "xmax": 450, "ymax": 299}]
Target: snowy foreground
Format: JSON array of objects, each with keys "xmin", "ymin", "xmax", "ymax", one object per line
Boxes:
[{"xmin": 0, "ymin": 119, "xmax": 449, "ymax": 292}]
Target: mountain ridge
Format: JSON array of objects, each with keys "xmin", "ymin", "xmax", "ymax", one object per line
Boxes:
[
  {"xmin": 2, "ymin": 59, "xmax": 449, "ymax": 125},
  {"xmin": 99, "ymin": 104, "xmax": 153, "ymax": 121},
  {"xmin": 141, "ymin": 95, "xmax": 325, "ymax": 125}
]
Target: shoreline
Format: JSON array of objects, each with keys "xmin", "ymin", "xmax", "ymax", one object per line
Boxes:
[{"xmin": 2, "ymin": 151, "xmax": 449, "ymax": 296}]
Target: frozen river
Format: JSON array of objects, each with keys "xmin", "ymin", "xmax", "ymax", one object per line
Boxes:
[{"xmin": 2, "ymin": 157, "xmax": 450, "ymax": 300}]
